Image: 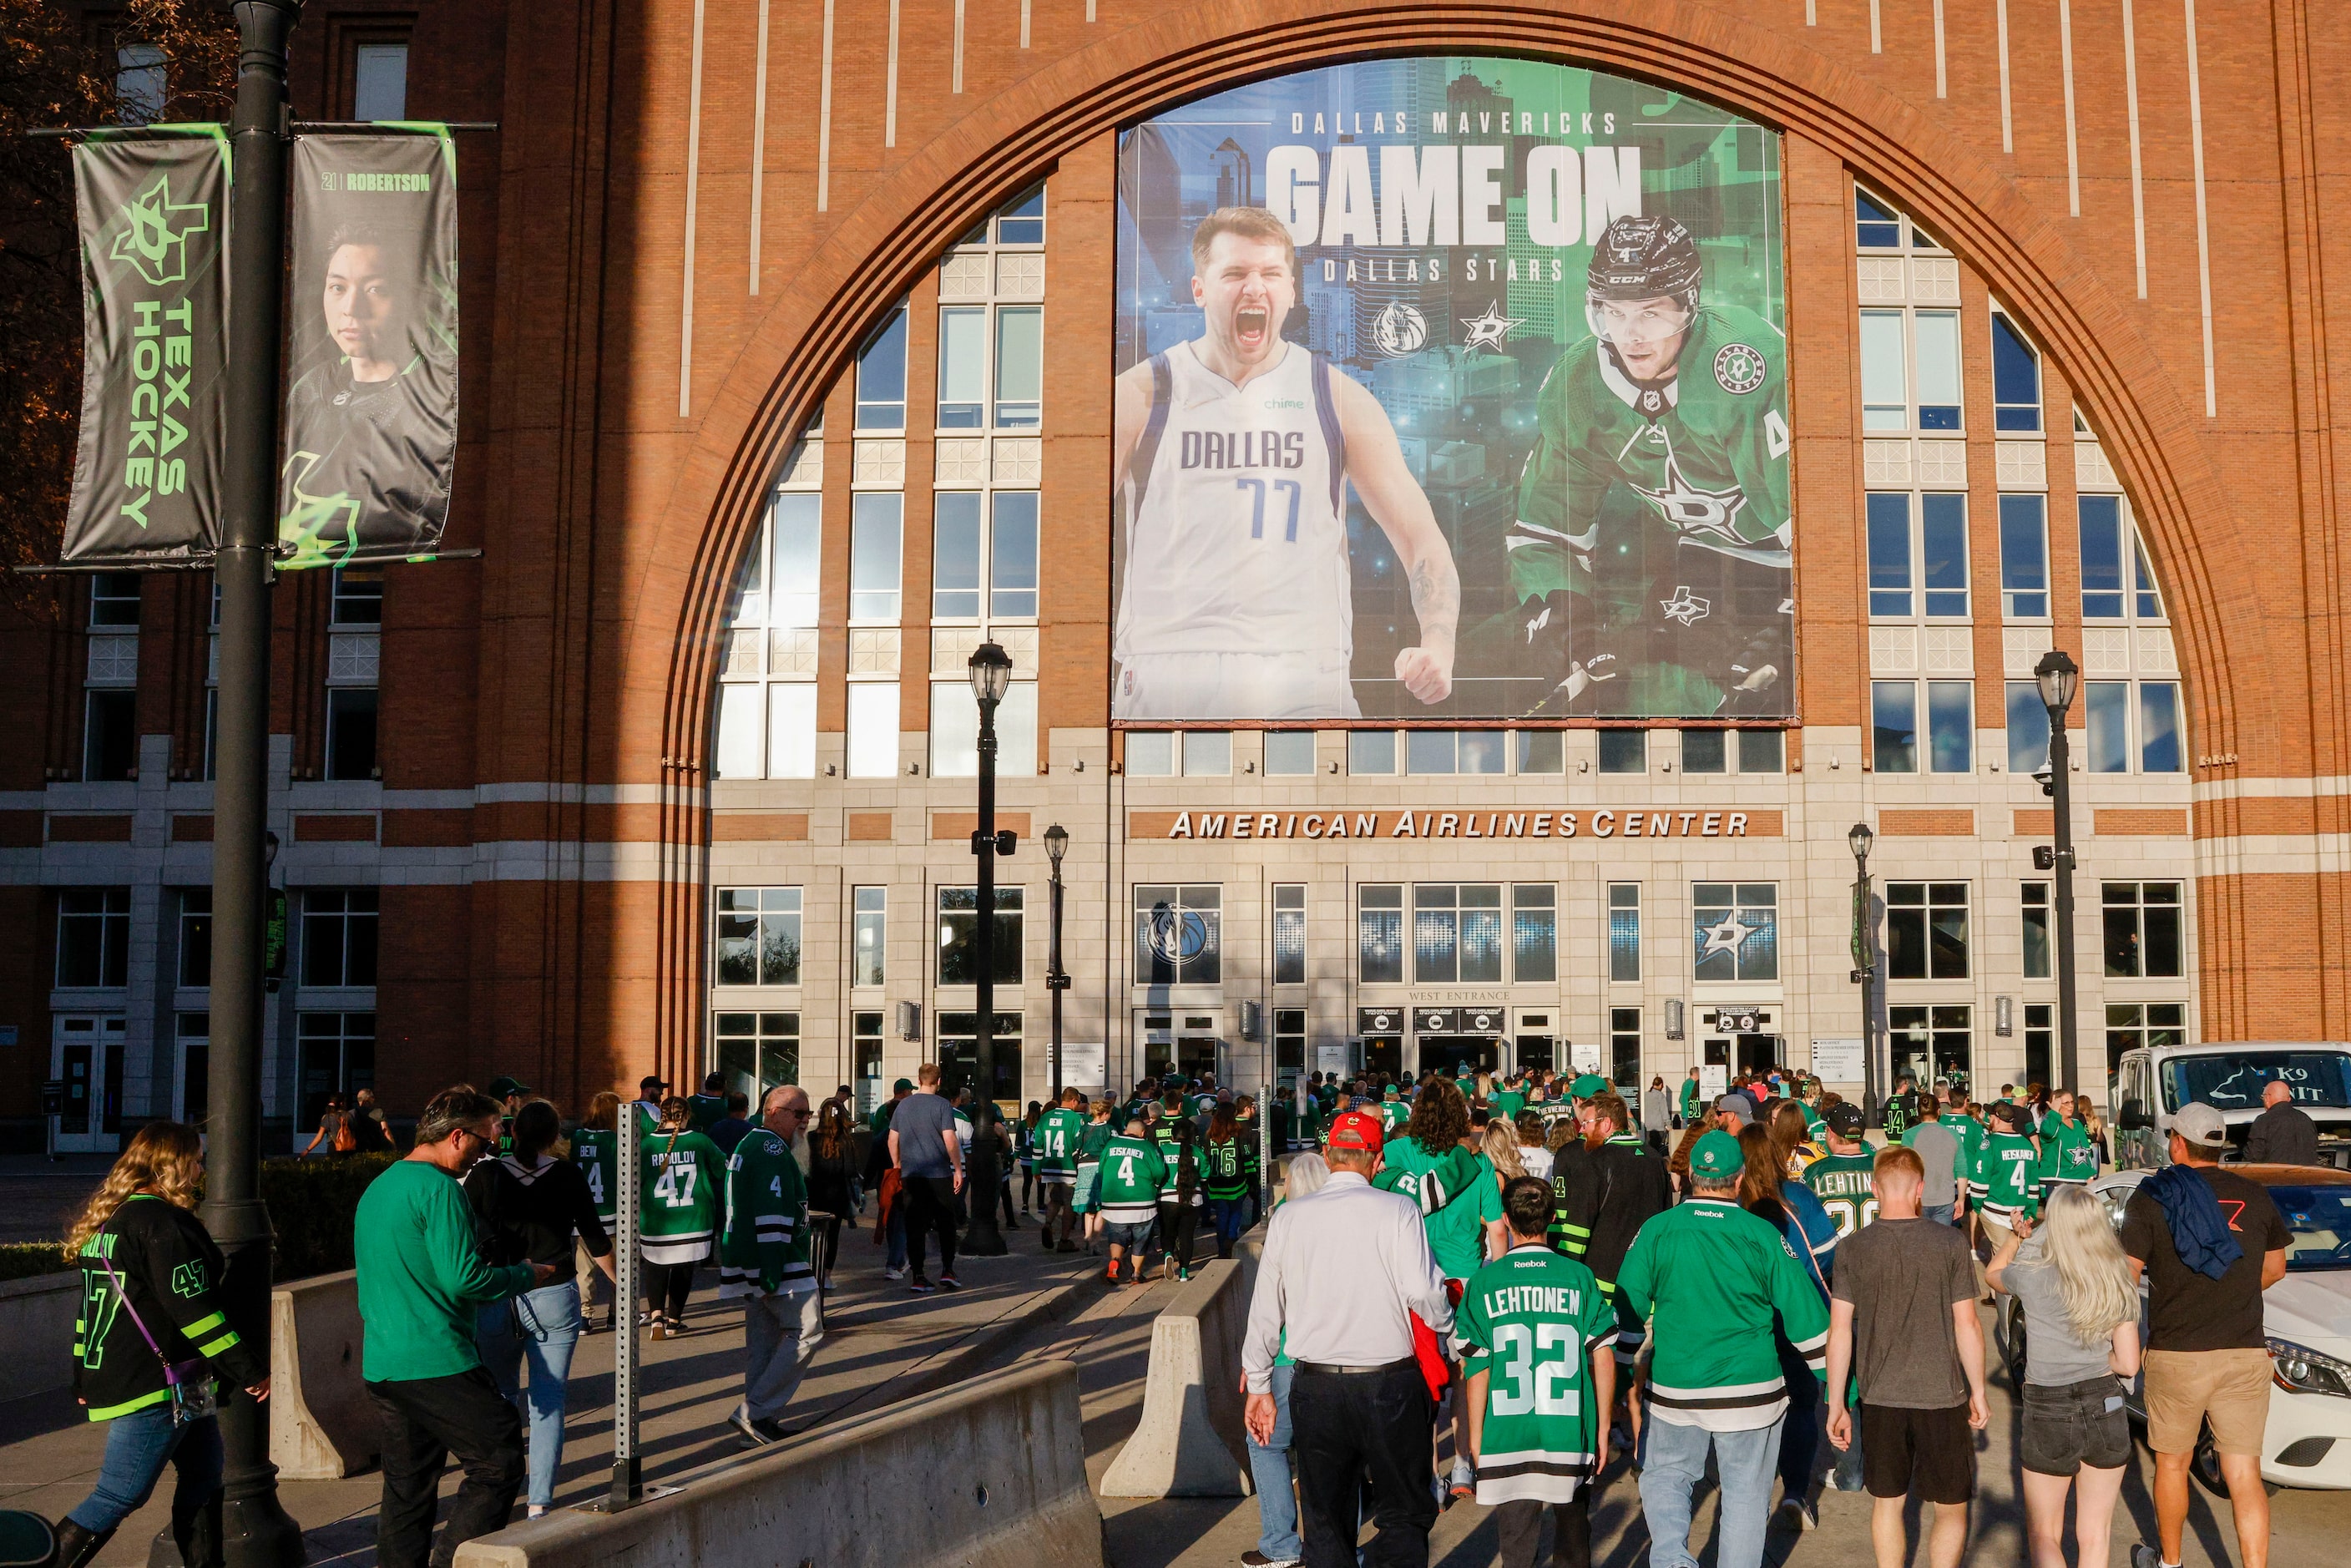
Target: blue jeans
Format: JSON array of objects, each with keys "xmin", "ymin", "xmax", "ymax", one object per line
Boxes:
[
  {"xmin": 1638, "ymin": 1414, "xmax": 1783, "ymax": 1568},
  {"xmin": 1924, "ymin": 1202, "xmax": 1955, "ymax": 1227},
  {"xmin": 1776, "ymin": 1342, "xmax": 1820, "ymax": 1505},
  {"xmin": 475, "ymin": 1281, "xmax": 582, "ymax": 1509},
  {"xmin": 68, "ymin": 1404, "xmax": 222, "ymax": 1534},
  {"xmin": 1246, "ymin": 1363, "xmax": 1300, "ymax": 1561},
  {"xmin": 1208, "ymin": 1197, "xmax": 1250, "ymax": 1257},
  {"xmin": 887, "ymin": 1198, "xmax": 908, "ymax": 1271}
]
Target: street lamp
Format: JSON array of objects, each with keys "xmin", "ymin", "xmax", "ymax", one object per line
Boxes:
[
  {"xmin": 962, "ymin": 641, "xmax": 1015, "ymax": 1257},
  {"xmin": 2035, "ymin": 649, "xmax": 2082, "ymax": 1095},
  {"xmin": 1847, "ymin": 822, "xmax": 1879, "ymax": 1124},
  {"xmin": 1044, "ymin": 824, "xmax": 1070, "ymax": 1102}
]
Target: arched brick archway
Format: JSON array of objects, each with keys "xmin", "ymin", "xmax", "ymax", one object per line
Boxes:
[{"xmin": 624, "ymin": 0, "xmax": 2258, "ymax": 1060}]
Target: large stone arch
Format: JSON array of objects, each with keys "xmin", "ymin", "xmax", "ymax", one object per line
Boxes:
[{"xmin": 625, "ymin": 0, "xmax": 2253, "ymax": 1059}]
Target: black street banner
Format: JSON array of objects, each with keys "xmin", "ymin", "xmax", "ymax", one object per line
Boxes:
[
  {"xmin": 280, "ymin": 132, "xmax": 459, "ymax": 568},
  {"xmin": 62, "ymin": 130, "xmax": 229, "ymax": 564}
]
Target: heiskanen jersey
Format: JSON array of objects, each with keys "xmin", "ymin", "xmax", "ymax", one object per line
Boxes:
[
  {"xmin": 572, "ymin": 1127, "xmax": 618, "ymax": 1221},
  {"xmin": 1115, "ymin": 340, "xmax": 1351, "ymax": 664},
  {"xmin": 1974, "ymin": 1132, "xmax": 2043, "ymax": 1223},
  {"xmin": 1095, "ymin": 1136, "xmax": 1169, "ymax": 1225},
  {"xmin": 1509, "ymin": 303, "xmax": 1791, "ymax": 602},
  {"xmin": 1457, "ymin": 1244, "xmax": 1620, "ymax": 1505}
]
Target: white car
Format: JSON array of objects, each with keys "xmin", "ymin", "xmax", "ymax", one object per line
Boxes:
[{"xmin": 2000, "ymin": 1165, "xmax": 2351, "ymax": 1490}]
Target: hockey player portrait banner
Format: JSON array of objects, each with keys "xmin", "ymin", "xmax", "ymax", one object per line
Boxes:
[
  {"xmin": 62, "ymin": 130, "xmax": 230, "ymax": 565},
  {"xmin": 1111, "ymin": 59, "xmax": 1792, "ymax": 723},
  {"xmin": 279, "ymin": 130, "xmax": 459, "ymax": 569}
]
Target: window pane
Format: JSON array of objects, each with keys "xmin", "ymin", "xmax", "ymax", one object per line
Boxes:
[
  {"xmin": 1413, "ymin": 888, "xmax": 1459, "ymax": 983},
  {"xmin": 1597, "ymin": 730, "xmax": 1646, "ymax": 774},
  {"xmin": 771, "ymin": 493, "xmax": 822, "ymax": 628},
  {"xmin": 325, "ymin": 688, "xmax": 378, "ymax": 780},
  {"xmin": 1914, "ymin": 311, "xmax": 1963, "ymax": 427},
  {"xmin": 932, "ymin": 493, "xmax": 983, "ymax": 618},
  {"xmin": 1514, "ymin": 886, "xmax": 1557, "ymax": 984},
  {"xmin": 1608, "ymin": 884, "xmax": 1641, "ymax": 983},
  {"xmin": 990, "ymin": 493, "xmax": 1040, "ymax": 618},
  {"xmin": 997, "ymin": 683, "xmax": 1038, "ymax": 776},
  {"xmin": 1274, "ymin": 887, "xmax": 1307, "ymax": 984},
  {"xmin": 994, "ymin": 184, "xmax": 1045, "ymax": 245},
  {"xmin": 1919, "ymin": 493, "xmax": 1968, "ymax": 617},
  {"xmin": 855, "ymin": 307, "xmax": 908, "ymax": 431},
  {"xmin": 1514, "ymin": 731, "xmax": 1564, "ymax": 773},
  {"xmin": 850, "ymin": 493, "xmax": 902, "ymax": 620},
  {"xmin": 1358, "ymin": 888, "xmax": 1403, "ymax": 984},
  {"xmin": 1681, "ymin": 729, "xmax": 1727, "ymax": 773},
  {"xmin": 1181, "ymin": 731, "xmax": 1230, "ymax": 776},
  {"xmin": 1737, "ymin": 729, "xmax": 1783, "ymax": 773},
  {"xmin": 1125, "ymin": 732, "xmax": 1175, "ymax": 776},
  {"xmin": 2006, "ymin": 682, "xmax": 2051, "ymax": 773},
  {"xmin": 1407, "ymin": 731, "xmax": 1457, "ymax": 774},
  {"xmin": 993, "ymin": 307, "xmax": 1043, "ymax": 427},
  {"xmin": 1873, "ymin": 681, "xmax": 1919, "ymax": 772},
  {"xmin": 846, "ymin": 684, "xmax": 899, "ymax": 777},
  {"xmin": 351, "ymin": 43, "xmax": 408, "ymax": 120},
  {"xmin": 2133, "ymin": 541, "xmax": 2164, "ymax": 620},
  {"xmin": 1867, "ymin": 493, "xmax": 1914, "ymax": 617},
  {"xmin": 2079, "ymin": 496, "xmax": 2125, "ymax": 619},
  {"xmin": 2104, "ymin": 902, "xmax": 2143, "ymax": 977},
  {"xmin": 931, "ymin": 681, "xmax": 979, "ymax": 776},
  {"xmin": 1348, "ymin": 731, "xmax": 1396, "ymax": 774},
  {"xmin": 2145, "ymin": 897, "xmax": 2183, "ymax": 978},
  {"xmin": 715, "ymin": 683, "xmax": 763, "ymax": 777},
  {"xmin": 1859, "ymin": 311, "xmax": 1909, "ymax": 428},
  {"xmin": 1855, "ymin": 190, "xmax": 1902, "ymax": 249},
  {"xmin": 1264, "ymin": 731, "xmax": 1315, "ymax": 775},
  {"xmin": 2022, "ymin": 883, "xmax": 2051, "ymax": 979},
  {"xmin": 1927, "ymin": 680, "xmax": 1973, "ymax": 772},
  {"xmin": 1999, "ymin": 495, "xmax": 2049, "ymax": 619},
  {"xmin": 853, "ymin": 891, "xmax": 887, "ymax": 988},
  {"xmin": 2139, "ymin": 682, "xmax": 2182, "ymax": 772},
  {"xmin": 2086, "ymin": 681, "xmax": 2131, "ymax": 772},
  {"xmin": 1460, "ymin": 731, "xmax": 1507, "ymax": 775},
  {"xmin": 1991, "ymin": 315, "xmax": 2041, "ymax": 431},
  {"xmin": 1460, "ymin": 898, "xmax": 1504, "ymax": 984},
  {"xmin": 767, "ymin": 683, "xmax": 817, "ymax": 778},
  {"xmin": 937, "ymin": 306, "xmax": 986, "ymax": 427}
]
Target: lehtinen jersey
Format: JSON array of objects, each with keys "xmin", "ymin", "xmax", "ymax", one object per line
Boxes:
[
  {"xmin": 1509, "ymin": 304, "xmax": 1792, "ymax": 604},
  {"xmin": 1115, "ymin": 340, "xmax": 1352, "ymax": 664}
]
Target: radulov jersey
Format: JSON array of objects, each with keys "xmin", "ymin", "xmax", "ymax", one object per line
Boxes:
[
  {"xmin": 572, "ymin": 1126, "xmax": 618, "ymax": 1221},
  {"xmin": 641, "ymin": 1128, "xmax": 726, "ymax": 1264},
  {"xmin": 2037, "ymin": 1117, "xmax": 2099, "ymax": 1184},
  {"xmin": 1203, "ymin": 1136, "xmax": 1249, "ymax": 1201},
  {"xmin": 1974, "ymin": 1132, "xmax": 2043, "ymax": 1223},
  {"xmin": 1617, "ymin": 1196, "xmax": 1828, "ymax": 1432},
  {"xmin": 1458, "ymin": 1244, "xmax": 1620, "ymax": 1505},
  {"xmin": 1095, "ymin": 1136, "xmax": 1170, "ymax": 1225},
  {"xmin": 1034, "ymin": 1107, "xmax": 1088, "ymax": 1178},
  {"xmin": 1115, "ymin": 340, "xmax": 1351, "ymax": 664},
  {"xmin": 1509, "ymin": 303, "xmax": 1790, "ymax": 604},
  {"xmin": 720, "ymin": 1129, "xmax": 813, "ymax": 1297},
  {"xmin": 1801, "ymin": 1151, "xmax": 1878, "ymax": 1250}
]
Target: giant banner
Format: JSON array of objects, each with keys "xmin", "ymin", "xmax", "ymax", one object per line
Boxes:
[
  {"xmin": 61, "ymin": 131, "xmax": 229, "ymax": 564},
  {"xmin": 1113, "ymin": 59, "xmax": 1790, "ymax": 722},
  {"xmin": 278, "ymin": 132, "xmax": 459, "ymax": 568}
]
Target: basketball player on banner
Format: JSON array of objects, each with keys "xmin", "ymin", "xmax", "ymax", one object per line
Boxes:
[{"xmin": 1110, "ymin": 206, "xmax": 1459, "ymax": 721}]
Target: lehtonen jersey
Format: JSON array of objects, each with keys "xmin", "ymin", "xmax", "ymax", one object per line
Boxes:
[
  {"xmin": 640, "ymin": 1128, "xmax": 726, "ymax": 1264},
  {"xmin": 1457, "ymin": 1244, "xmax": 1620, "ymax": 1505},
  {"xmin": 719, "ymin": 1129, "xmax": 813, "ymax": 1297},
  {"xmin": 1509, "ymin": 304, "xmax": 1792, "ymax": 602},
  {"xmin": 1617, "ymin": 1196, "xmax": 1828, "ymax": 1430}
]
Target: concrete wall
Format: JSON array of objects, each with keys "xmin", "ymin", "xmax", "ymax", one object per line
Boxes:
[
  {"xmin": 453, "ymin": 1359, "xmax": 1100, "ymax": 1568},
  {"xmin": 1099, "ymin": 1243, "xmax": 1261, "ymax": 1499},
  {"xmin": 0, "ymin": 1272, "xmax": 78, "ymax": 1402},
  {"xmin": 270, "ymin": 1269, "xmax": 377, "ymax": 1480}
]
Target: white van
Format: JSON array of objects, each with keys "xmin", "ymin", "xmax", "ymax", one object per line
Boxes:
[{"xmin": 2110, "ymin": 1042, "xmax": 2351, "ymax": 1171}]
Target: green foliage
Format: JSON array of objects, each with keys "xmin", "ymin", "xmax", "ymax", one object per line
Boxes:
[
  {"xmin": 0, "ymin": 1241, "xmax": 71, "ymax": 1282},
  {"xmin": 260, "ymin": 1154, "xmax": 397, "ymax": 1281}
]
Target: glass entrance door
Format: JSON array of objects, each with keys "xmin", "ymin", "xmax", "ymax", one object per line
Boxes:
[
  {"xmin": 52, "ymin": 1015, "xmax": 125, "ymax": 1152},
  {"xmin": 1417, "ymin": 1035, "xmax": 1501, "ymax": 1078}
]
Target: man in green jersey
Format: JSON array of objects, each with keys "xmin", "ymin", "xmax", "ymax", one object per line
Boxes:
[
  {"xmin": 1882, "ymin": 1075, "xmax": 1916, "ymax": 1144},
  {"xmin": 685, "ymin": 1072, "xmax": 729, "ymax": 1133},
  {"xmin": 1378, "ymin": 1085, "xmax": 1413, "ymax": 1137},
  {"xmin": 1622, "ymin": 1130, "xmax": 1828, "ymax": 1568},
  {"xmin": 1971, "ymin": 1101, "xmax": 2042, "ymax": 1266},
  {"xmin": 2036, "ymin": 1089, "xmax": 2099, "ymax": 1204},
  {"xmin": 1678, "ymin": 1067, "xmax": 1702, "ymax": 1129},
  {"xmin": 1095, "ymin": 1120, "xmax": 1169, "ymax": 1286},
  {"xmin": 1462, "ymin": 1177, "xmax": 1619, "ymax": 1568},
  {"xmin": 1033, "ymin": 1087, "xmax": 1089, "ymax": 1253},
  {"xmin": 1509, "ymin": 215, "xmax": 1792, "ymax": 719},
  {"xmin": 570, "ymin": 1099, "xmax": 621, "ymax": 1332},
  {"xmin": 720, "ymin": 1085, "xmax": 818, "ymax": 1446},
  {"xmin": 1802, "ymin": 1103, "xmax": 1878, "ymax": 1272},
  {"xmin": 1490, "ymin": 1075, "xmax": 1528, "ymax": 1124}
]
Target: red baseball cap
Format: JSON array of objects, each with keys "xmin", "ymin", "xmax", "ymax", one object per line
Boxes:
[{"xmin": 1326, "ymin": 1109, "xmax": 1385, "ymax": 1152}]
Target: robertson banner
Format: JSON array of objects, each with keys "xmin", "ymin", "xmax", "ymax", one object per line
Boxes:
[
  {"xmin": 279, "ymin": 131, "xmax": 459, "ymax": 568},
  {"xmin": 1112, "ymin": 58, "xmax": 1791, "ymax": 722},
  {"xmin": 61, "ymin": 130, "xmax": 230, "ymax": 564}
]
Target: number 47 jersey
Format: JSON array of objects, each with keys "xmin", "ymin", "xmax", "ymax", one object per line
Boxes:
[{"xmin": 1455, "ymin": 1243, "xmax": 1620, "ymax": 1505}]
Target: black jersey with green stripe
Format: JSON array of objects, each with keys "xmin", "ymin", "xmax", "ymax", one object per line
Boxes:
[{"xmin": 73, "ymin": 1195, "xmax": 266, "ymax": 1421}]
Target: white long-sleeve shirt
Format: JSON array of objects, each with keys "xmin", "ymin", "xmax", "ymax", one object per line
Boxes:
[{"xmin": 1242, "ymin": 1171, "xmax": 1454, "ymax": 1393}]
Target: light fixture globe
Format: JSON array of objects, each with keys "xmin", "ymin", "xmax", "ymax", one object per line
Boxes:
[
  {"xmin": 968, "ymin": 640, "xmax": 1013, "ymax": 703},
  {"xmin": 1848, "ymin": 822, "xmax": 1874, "ymax": 861},
  {"xmin": 1044, "ymin": 822, "xmax": 1069, "ymax": 867},
  {"xmin": 2035, "ymin": 649, "xmax": 2080, "ymax": 716}
]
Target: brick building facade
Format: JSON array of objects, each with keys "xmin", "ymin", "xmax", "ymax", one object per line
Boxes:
[{"xmin": 3, "ymin": 0, "xmax": 2346, "ymax": 1146}]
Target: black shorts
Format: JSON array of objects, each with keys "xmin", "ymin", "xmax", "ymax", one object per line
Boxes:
[
  {"xmin": 2020, "ymin": 1375, "xmax": 2131, "ymax": 1475},
  {"xmin": 1861, "ymin": 1402, "xmax": 1975, "ymax": 1504}
]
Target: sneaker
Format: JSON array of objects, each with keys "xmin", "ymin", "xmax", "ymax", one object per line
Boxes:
[
  {"xmin": 1176, "ymin": 1267, "xmax": 1191, "ymax": 1282},
  {"xmin": 1794, "ymin": 1497, "xmax": 1819, "ymax": 1531},
  {"xmin": 649, "ymin": 1319, "xmax": 669, "ymax": 1341},
  {"xmin": 909, "ymin": 1276, "xmax": 935, "ymax": 1293},
  {"xmin": 938, "ymin": 1275, "xmax": 963, "ymax": 1292},
  {"xmin": 729, "ymin": 1405, "xmax": 774, "ymax": 1448},
  {"xmin": 1057, "ymin": 1240, "xmax": 1079, "ymax": 1253},
  {"xmin": 2130, "ymin": 1548, "xmax": 2178, "ymax": 1568},
  {"xmin": 1771, "ymin": 1498, "xmax": 1806, "ymax": 1533},
  {"xmin": 886, "ymin": 1266, "xmax": 908, "ymax": 1281},
  {"xmin": 1241, "ymin": 1554, "xmax": 1301, "ymax": 1568},
  {"xmin": 1105, "ymin": 1263, "xmax": 1121, "ymax": 1285}
]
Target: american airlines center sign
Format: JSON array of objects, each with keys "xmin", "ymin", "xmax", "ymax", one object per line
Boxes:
[{"xmin": 1129, "ymin": 807, "xmax": 1782, "ymax": 841}]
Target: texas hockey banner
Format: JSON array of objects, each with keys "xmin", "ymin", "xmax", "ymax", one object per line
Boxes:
[
  {"xmin": 1112, "ymin": 59, "xmax": 1791, "ymax": 722},
  {"xmin": 279, "ymin": 131, "xmax": 459, "ymax": 568},
  {"xmin": 61, "ymin": 130, "xmax": 229, "ymax": 564}
]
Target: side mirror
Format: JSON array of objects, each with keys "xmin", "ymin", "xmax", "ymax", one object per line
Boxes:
[{"xmin": 2117, "ymin": 1099, "xmax": 2151, "ymax": 1131}]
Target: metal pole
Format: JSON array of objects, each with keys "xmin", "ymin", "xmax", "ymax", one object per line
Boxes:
[
  {"xmin": 609, "ymin": 1106, "xmax": 642, "ymax": 1507},
  {"xmin": 193, "ymin": 7, "xmax": 303, "ymax": 1565},
  {"xmin": 1048, "ymin": 856, "xmax": 1066, "ymax": 1097},
  {"xmin": 963, "ymin": 694, "xmax": 1007, "ymax": 1255},
  {"xmin": 1856, "ymin": 855, "xmax": 1879, "ymax": 1125},
  {"xmin": 2050, "ymin": 716, "xmax": 2081, "ymax": 1095}
]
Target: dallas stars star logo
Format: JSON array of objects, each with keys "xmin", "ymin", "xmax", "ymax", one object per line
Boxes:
[
  {"xmin": 1660, "ymin": 585, "xmax": 1711, "ymax": 625},
  {"xmin": 1459, "ymin": 301, "xmax": 1524, "ymax": 353},
  {"xmin": 110, "ymin": 174, "xmax": 212, "ymax": 286},
  {"xmin": 1699, "ymin": 913, "xmax": 1755, "ymax": 960},
  {"xmin": 1631, "ymin": 452, "xmax": 1750, "ymax": 546}
]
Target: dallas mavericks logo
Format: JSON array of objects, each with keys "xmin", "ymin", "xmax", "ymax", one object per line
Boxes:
[
  {"xmin": 1372, "ymin": 302, "xmax": 1428, "ymax": 357},
  {"xmin": 1145, "ymin": 905, "xmax": 1213, "ymax": 966}
]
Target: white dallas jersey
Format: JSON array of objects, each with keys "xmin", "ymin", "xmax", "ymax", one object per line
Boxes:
[{"xmin": 1115, "ymin": 340, "xmax": 1352, "ymax": 662}]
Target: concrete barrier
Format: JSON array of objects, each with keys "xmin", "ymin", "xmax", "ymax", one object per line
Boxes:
[
  {"xmin": 453, "ymin": 1358, "xmax": 1100, "ymax": 1568},
  {"xmin": 270, "ymin": 1270, "xmax": 378, "ymax": 1480},
  {"xmin": 0, "ymin": 1272, "xmax": 78, "ymax": 1402},
  {"xmin": 1098, "ymin": 1249, "xmax": 1258, "ymax": 1499}
]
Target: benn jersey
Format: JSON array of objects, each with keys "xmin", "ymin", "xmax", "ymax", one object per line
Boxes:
[
  {"xmin": 1509, "ymin": 303, "xmax": 1791, "ymax": 604},
  {"xmin": 1617, "ymin": 1196, "xmax": 1829, "ymax": 1432},
  {"xmin": 1458, "ymin": 1245, "xmax": 1620, "ymax": 1505},
  {"xmin": 1115, "ymin": 339, "xmax": 1351, "ymax": 665},
  {"xmin": 572, "ymin": 1127, "xmax": 618, "ymax": 1221},
  {"xmin": 1034, "ymin": 1107, "xmax": 1088, "ymax": 1177}
]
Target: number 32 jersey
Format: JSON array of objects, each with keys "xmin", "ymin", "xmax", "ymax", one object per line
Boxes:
[
  {"xmin": 1456, "ymin": 1243, "xmax": 1620, "ymax": 1504},
  {"xmin": 1116, "ymin": 340, "xmax": 1351, "ymax": 665}
]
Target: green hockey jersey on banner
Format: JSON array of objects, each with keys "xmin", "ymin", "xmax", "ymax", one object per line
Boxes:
[
  {"xmin": 1458, "ymin": 1244, "xmax": 1620, "ymax": 1505},
  {"xmin": 1617, "ymin": 1196, "xmax": 1828, "ymax": 1431},
  {"xmin": 572, "ymin": 1127, "xmax": 618, "ymax": 1221},
  {"xmin": 641, "ymin": 1128, "xmax": 726, "ymax": 1264},
  {"xmin": 1095, "ymin": 1136, "xmax": 1168, "ymax": 1225},
  {"xmin": 1034, "ymin": 1107, "xmax": 1088, "ymax": 1177},
  {"xmin": 720, "ymin": 1128, "xmax": 812, "ymax": 1297},
  {"xmin": 1974, "ymin": 1132, "xmax": 2043, "ymax": 1223}
]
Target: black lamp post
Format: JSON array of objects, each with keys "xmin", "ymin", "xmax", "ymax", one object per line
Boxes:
[
  {"xmin": 1044, "ymin": 823, "xmax": 1070, "ymax": 1100},
  {"xmin": 2035, "ymin": 650, "xmax": 2082, "ymax": 1095},
  {"xmin": 1848, "ymin": 822, "xmax": 1879, "ymax": 1125},
  {"xmin": 962, "ymin": 641, "xmax": 1014, "ymax": 1257}
]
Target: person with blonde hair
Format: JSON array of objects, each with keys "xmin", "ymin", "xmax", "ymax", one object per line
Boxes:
[
  {"xmin": 1989, "ymin": 1185, "xmax": 2143, "ymax": 1568},
  {"xmin": 1480, "ymin": 1118, "xmax": 1526, "ymax": 1186},
  {"xmin": 53, "ymin": 1122, "xmax": 270, "ymax": 1568}
]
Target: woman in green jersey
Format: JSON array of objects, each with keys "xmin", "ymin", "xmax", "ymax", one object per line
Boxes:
[{"xmin": 640, "ymin": 1097, "xmax": 726, "ymax": 1338}]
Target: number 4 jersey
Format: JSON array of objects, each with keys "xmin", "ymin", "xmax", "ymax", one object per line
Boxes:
[
  {"xmin": 572, "ymin": 1126, "xmax": 617, "ymax": 1222},
  {"xmin": 1456, "ymin": 1243, "xmax": 1620, "ymax": 1504}
]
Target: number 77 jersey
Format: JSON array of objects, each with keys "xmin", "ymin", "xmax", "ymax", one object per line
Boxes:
[{"xmin": 1455, "ymin": 1243, "xmax": 1620, "ymax": 1505}]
